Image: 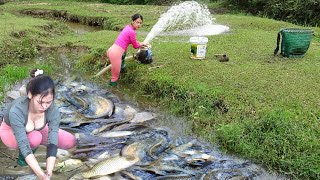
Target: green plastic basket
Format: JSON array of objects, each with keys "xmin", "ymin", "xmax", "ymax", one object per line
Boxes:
[{"xmin": 274, "ymin": 28, "xmax": 313, "ymax": 58}]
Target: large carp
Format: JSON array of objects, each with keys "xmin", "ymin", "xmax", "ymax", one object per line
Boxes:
[{"xmin": 80, "ymin": 142, "xmax": 140, "ymax": 179}]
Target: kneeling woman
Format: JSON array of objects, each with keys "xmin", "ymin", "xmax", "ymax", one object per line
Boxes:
[{"xmin": 0, "ymin": 69, "xmax": 76, "ymax": 180}]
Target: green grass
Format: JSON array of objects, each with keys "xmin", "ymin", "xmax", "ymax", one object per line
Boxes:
[
  {"xmin": 2, "ymin": 0, "xmax": 165, "ymax": 31},
  {"xmin": 0, "ymin": 13, "xmax": 50, "ymax": 42},
  {"xmin": 0, "ymin": 64, "xmax": 53, "ymax": 101},
  {"xmin": 0, "ymin": 0, "xmax": 320, "ymax": 179}
]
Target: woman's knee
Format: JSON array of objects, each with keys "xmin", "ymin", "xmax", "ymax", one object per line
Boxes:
[
  {"xmin": 58, "ymin": 130, "xmax": 76, "ymax": 149},
  {"xmin": 0, "ymin": 135, "xmax": 19, "ymax": 149}
]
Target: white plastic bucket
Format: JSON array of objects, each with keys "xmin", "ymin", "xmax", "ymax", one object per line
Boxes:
[{"xmin": 190, "ymin": 36, "xmax": 208, "ymax": 59}]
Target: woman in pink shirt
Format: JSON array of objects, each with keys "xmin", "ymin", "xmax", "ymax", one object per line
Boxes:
[{"xmin": 106, "ymin": 13, "xmax": 147, "ymax": 87}]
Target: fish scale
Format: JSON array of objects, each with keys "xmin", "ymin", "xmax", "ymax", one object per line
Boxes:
[{"xmin": 81, "ymin": 155, "xmax": 139, "ymax": 178}]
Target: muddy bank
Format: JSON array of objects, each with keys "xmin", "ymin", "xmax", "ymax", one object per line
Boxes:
[{"xmin": 19, "ymin": 9, "xmax": 122, "ymax": 31}]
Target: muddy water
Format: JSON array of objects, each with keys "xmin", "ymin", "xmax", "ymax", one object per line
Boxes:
[{"xmin": 65, "ymin": 21, "xmax": 101, "ymax": 35}]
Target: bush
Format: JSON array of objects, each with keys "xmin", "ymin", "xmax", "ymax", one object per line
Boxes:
[{"xmin": 223, "ymin": 0, "xmax": 320, "ymax": 26}]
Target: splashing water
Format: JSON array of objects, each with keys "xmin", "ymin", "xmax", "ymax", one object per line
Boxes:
[{"xmin": 143, "ymin": 1, "xmax": 229, "ymax": 44}]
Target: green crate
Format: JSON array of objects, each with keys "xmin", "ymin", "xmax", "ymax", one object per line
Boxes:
[{"xmin": 274, "ymin": 28, "xmax": 313, "ymax": 58}]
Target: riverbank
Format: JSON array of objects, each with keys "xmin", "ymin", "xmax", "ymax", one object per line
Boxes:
[{"xmin": 0, "ymin": 1, "xmax": 319, "ymax": 179}]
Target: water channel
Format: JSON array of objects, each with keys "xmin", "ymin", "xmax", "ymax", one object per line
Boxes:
[{"xmin": 0, "ymin": 21, "xmax": 288, "ymax": 180}]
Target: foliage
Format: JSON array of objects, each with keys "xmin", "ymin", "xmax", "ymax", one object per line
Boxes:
[{"xmin": 223, "ymin": 0, "xmax": 320, "ymax": 26}]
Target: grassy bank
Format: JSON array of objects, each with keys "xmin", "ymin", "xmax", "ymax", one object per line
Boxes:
[{"xmin": 0, "ymin": 1, "xmax": 320, "ymax": 179}]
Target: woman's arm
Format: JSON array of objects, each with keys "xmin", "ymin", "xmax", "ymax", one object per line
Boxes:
[
  {"xmin": 45, "ymin": 104, "xmax": 60, "ymax": 178},
  {"xmin": 25, "ymin": 154, "xmax": 49, "ymax": 180},
  {"xmin": 130, "ymin": 32, "xmax": 140, "ymax": 49},
  {"xmin": 46, "ymin": 156, "xmax": 56, "ymax": 177}
]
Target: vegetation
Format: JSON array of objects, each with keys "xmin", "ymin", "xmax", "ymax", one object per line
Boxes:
[
  {"xmin": 222, "ymin": 0, "xmax": 320, "ymax": 26},
  {"xmin": 0, "ymin": 0, "xmax": 319, "ymax": 179}
]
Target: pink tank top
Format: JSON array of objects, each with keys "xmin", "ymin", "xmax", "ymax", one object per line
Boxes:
[{"xmin": 115, "ymin": 25, "xmax": 140, "ymax": 51}]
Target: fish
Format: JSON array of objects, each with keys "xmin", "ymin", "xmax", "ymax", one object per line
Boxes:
[
  {"xmin": 80, "ymin": 95, "xmax": 115, "ymax": 119},
  {"xmin": 54, "ymin": 159, "xmax": 84, "ymax": 173},
  {"xmin": 185, "ymin": 153, "xmax": 216, "ymax": 164},
  {"xmin": 162, "ymin": 154, "xmax": 180, "ymax": 161},
  {"xmin": 120, "ymin": 170, "xmax": 143, "ymax": 180},
  {"xmin": 148, "ymin": 139, "xmax": 165, "ymax": 159},
  {"xmin": 130, "ymin": 112, "xmax": 157, "ymax": 123},
  {"xmin": 112, "ymin": 106, "xmax": 125, "ymax": 118},
  {"xmin": 80, "ymin": 143, "xmax": 140, "ymax": 179},
  {"xmin": 87, "ymin": 152, "xmax": 111, "ymax": 166},
  {"xmin": 176, "ymin": 149, "xmax": 201, "ymax": 157},
  {"xmin": 91, "ymin": 114, "xmax": 134, "ymax": 135},
  {"xmin": 138, "ymin": 164, "xmax": 195, "ymax": 176},
  {"xmin": 99, "ymin": 130, "xmax": 134, "ymax": 138},
  {"xmin": 60, "ymin": 117, "xmax": 79, "ymax": 124},
  {"xmin": 62, "ymin": 91, "xmax": 88, "ymax": 112},
  {"xmin": 155, "ymin": 174, "xmax": 196, "ymax": 180},
  {"xmin": 111, "ymin": 122, "xmax": 150, "ymax": 131},
  {"xmin": 72, "ymin": 84, "xmax": 93, "ymax": 94},
  {"xmin": 58, "ymin": 106, "xmax": 75, "ymax": 115},
  {"xmin": 54, "ymin": 99, "xmax": 70, "ymax": 108},
  {"xmin": 123, "ymin": 105, "xmax": 138, "ymax": 118},
  {"xmin": 56, "ymin": 148, "xmax": 71, "ymax": 160},
  {"xmin": 72, "ymin": 143, "xmax": 115, "ymax": 155},
  {"xmin": 169, "ymin": 140, "xmax": 197, "ymax": 155}
]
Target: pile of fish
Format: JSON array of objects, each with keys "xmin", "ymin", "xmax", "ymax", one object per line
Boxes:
[{"xmin": 5, "ymin": 76, "xmax": 265, "ymax": 180}]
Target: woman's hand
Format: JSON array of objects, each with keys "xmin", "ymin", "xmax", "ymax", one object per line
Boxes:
[
  {"xmin": 25, "ymin": 154, "xmax": 50, "ymax": 180},
  {"xmin": 139, "ymin": 42, "xmax": 146, "ymax": 47},
  {"xmin": 38, "ymin": 172, "xmax": 50, "ymax": 180},
  {"xmin": 140, "ymin": 42, "xmax": 150, "ymax": 48},
  {"xmin": 46, "ymin": 171, "xmax": 52, "ymax": 179}
]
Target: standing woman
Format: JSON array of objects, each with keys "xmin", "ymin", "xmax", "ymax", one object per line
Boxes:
[
  {"xmin": 106, "ymin": 13, "xmax": 148, "ymax": 87},
  {"xmin": 0, "ymin": 69, "xmax": 76, "ymax": 180}
]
